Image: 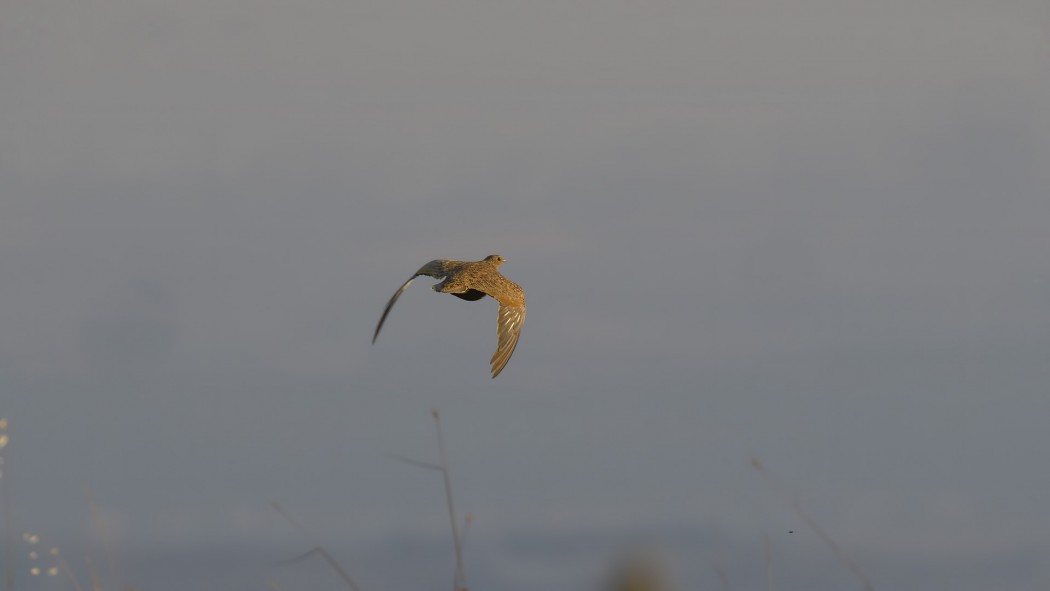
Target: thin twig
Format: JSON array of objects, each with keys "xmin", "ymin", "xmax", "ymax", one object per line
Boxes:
[
  {"xmin": 387, "ymin": 453, "xmax": 444, "ymax": 471},
  {"xmin": 432, "ymin": 409, "xmax": 467, "ymax": 591},
  {"xmin": 275, "ymin": 547, "xmax": 325, "ymax": 566},
  {"xmin": 271, "ymin": 502, "xmax": 364, "ymax": 591},
  {"xmin": 393, "ymin": 410, "xmax": 470, "ymax": 591},
  {"xmin": 460, "ymin": 513, "xmax": 473, "ymax": 557},
  {"xmin": 55, "ymin": 554, "xmax": 86, "ymax": 591},
  {"xmin": 762, "ymin": 533, "xmax": 774, "ymax": 591},
  {"xmin": 703, "ymin": 555, "xmax": 731, "ymax": 591}
]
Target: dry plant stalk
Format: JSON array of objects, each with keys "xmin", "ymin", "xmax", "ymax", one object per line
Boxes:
[
  {"xmin": 390, "ymin": 409, "xmax": 469, "ymax": 591},
  {"xmin": 271, "ymin": 502, "xmax": 364, "ymax": 591}
]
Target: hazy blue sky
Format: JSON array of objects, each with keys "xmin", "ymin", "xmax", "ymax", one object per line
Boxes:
[{"xmin": 2, "ymin": 1, "xmax": 1049, "ymax": 589}]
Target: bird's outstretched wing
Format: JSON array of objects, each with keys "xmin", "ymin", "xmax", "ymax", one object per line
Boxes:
[
  {"xmin": 467, "ymin": 271, "xmax": 526, "ymax": 378},
  {"xmin": 372, "ymin": 275, "xmax": 416, "ymax": 344},
  {"xmin": 490, "ymin": 302, "xmax": 525, "ymax": 378},
  {"xmin": 372, "ymin": 260, "xmax": 451, "ymax": 344}
]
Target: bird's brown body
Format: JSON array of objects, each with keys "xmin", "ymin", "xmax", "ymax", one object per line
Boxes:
[{"xmin": 373, "ymin": 255, "xmax": 525, "ymax": 378}]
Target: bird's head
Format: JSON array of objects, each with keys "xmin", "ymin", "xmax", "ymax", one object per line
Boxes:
[{"xmin": 484, "ymin": 254, "xmax": 506, "ymax": 267}]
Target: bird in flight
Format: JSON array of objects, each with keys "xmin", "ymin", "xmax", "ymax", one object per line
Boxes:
[{"xmin": 373, "ymin": 255, "xmax": 526, "ymax": 378}]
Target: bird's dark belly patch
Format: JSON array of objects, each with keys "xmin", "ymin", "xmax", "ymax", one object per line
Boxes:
[{"xmin": 452, "ymin": 289, "xmax": 487, "ymax": 301}]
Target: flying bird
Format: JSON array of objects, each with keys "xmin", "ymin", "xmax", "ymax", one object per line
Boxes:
[{"xmin": 373, "ymin": 255, "xmax": 526, "ymax": 378}]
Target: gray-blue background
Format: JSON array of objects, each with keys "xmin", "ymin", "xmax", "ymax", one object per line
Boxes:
[{"xmin": 3, "ymin": 1, "xmax": 1049, "ymax": 589}]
